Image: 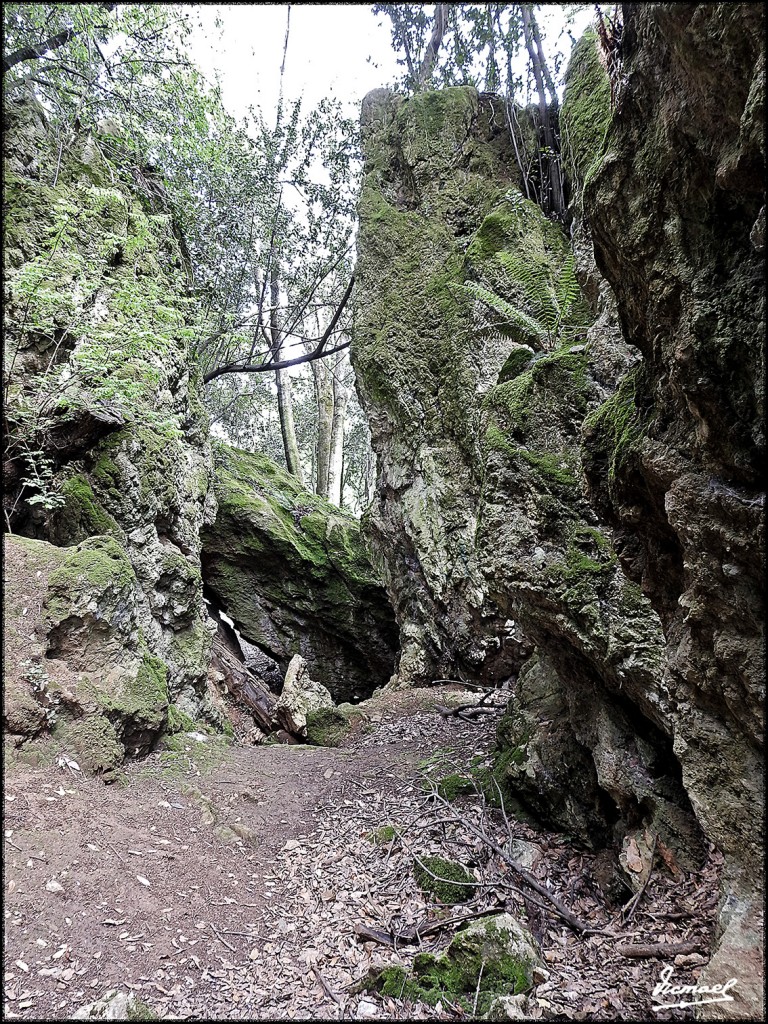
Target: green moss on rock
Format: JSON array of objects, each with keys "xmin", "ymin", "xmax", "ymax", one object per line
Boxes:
[
  {"xmin": 561, "ymin": 29, "xmax": 612, "ymax": 185},
  {"xmin": 432, "ymin": 772, "xmax": 475, "ymax": 800},
  {"xmin": 45, "ymin": 536, "xmax": 136, "ymax": 623},
  {"xmin": 374, "ymin": 914, "xmax": 541, "ymax": 1014},
  {"xmin": 53, "ymin": 474, "xmax": 122, "ymax": 544},
  {"xmin": 582, "ymin": 364, "xmax": 645, "ymax": 485},
  {"xmin": 166, "ymin": 704, "xmax": 197, "ymax": 734},
  {"xmin": 305, "ymin": 707, "xmax": 350, "ymax": 747},
  {"xmin": 52, "ymin": 715, "xmax": 123, "ymax": 773},
  {"xmin": 125, "ymin": 998, "xmax": 159, "ymax": 1021},
  {"xmin": 497, "ymin": 346, "xmax": 535, "ymax": 384},
  {"xmin": 413, "ymin": 855, "xmax": 475, "ymax": 904},
  {"xmin": 549, "ymin": 523, "xmax": 617, "ymax": 584},
  {"xmin": 201, "ymin": 443, "xmax": 397, "ymax": 702}
]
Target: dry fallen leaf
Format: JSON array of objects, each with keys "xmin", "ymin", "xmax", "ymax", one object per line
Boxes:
[
  {"xmin": 136, "ymin": 875, "xmax": 151, "ymax": 887},
  {"xmin": 624, "ymin": 837, "xmax": 643, "ymax": 873}
]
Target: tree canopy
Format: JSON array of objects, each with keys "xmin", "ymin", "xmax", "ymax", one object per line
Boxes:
[{"xmin": 3, "ymin": 3, "xmax": 594, "ymax": 508}]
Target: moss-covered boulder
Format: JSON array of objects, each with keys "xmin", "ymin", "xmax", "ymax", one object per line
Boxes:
[
  {"xmin": 200, "ymin": 444, "xmax": 398, "ymax": 703},
  {"xmin": 305, "ymin": 707, "xmax": 350, "ymax": 748},
  {"xmin": 375, "ymin": 913, "xmax": 543, "ymax": 1015},
  {"xmin": 413, "ymin": 856, "xmax": 475, "ymax": 904},
  {"xmin": 3, "ymin": 534, "xmax": 171, "ymax": 769},
  {"xmin": 2, "ymin": 87, "xmax": 217, "ymax": 749}
]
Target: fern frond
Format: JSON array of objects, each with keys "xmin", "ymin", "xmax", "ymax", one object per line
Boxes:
[
  {"xmin": 553, "ymin": 254, "xmax": 581, "ymax": 324},
  {"xmin": 457, "ymin": 280, "xmax": 547, "ymax": 343}
]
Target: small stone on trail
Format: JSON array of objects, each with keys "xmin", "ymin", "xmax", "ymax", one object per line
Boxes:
[{"xmin": 356, "ymin": 998, "xmax": 379, "ymax": 1018}]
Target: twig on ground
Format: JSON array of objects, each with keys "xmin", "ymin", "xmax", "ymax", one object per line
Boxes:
[
  {"xmin": 209, "ymin": 922, "xmax": 236, "ymax": 953},
  {"xmin": 424, "ymin": 784, "xmax": 595, "ymax": 934},
  {"xmin": 473, "ymin": 960, "xmax": 486, "ymax": 1017},
  {"xmin": 106, "ymin": 841, "xmax": 127, "ymax": 866},
  {"xmin": 353, "ymin": 905, "xmax": 504, "ymax": 947},
  {"xmin": 312, "ymin": 965, "xmax": 344, "ymax": 1005}
]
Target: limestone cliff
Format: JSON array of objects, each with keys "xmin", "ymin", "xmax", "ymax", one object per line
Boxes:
[
  {"xmin": 353, "ymin": 82, "xmax": 700, "ymax": 861},
  {"xmin": 3, "ymin": 89, "xmax": 216, "ymax": 767},
  {"xmin": 353, "ymin": 87, "xmax": 537, "ymax": 687},
  {"xmin": 201, "ymin": 444, "xmax": 398, "ymax": 703}
]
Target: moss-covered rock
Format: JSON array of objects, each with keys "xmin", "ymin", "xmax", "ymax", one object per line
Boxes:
[
  {"xmin": 201, "ymin": 443, "xmax": 397, "ymax": 703},
  {"xmin": 3, "ymin": 84, "xmax": 215, "ymax": 747},
  {"xmin": 353, "ymin": 86, "xmax": 544, "ymax": 687},
  {"xmin": 51, "ymin": 716, "xmax": 124, "ymax": 774},
  {"xmin": 374, "ymin": 913, "xmax": 542, "ymax": 1015},
  {"xmin": 579, "ymin": 7, "xmax": 765, "ymax": 1009},
  {"xmin": 354, "ymin": 80, "xmax": 704, "ymax": 882},
  {"xmin": 413, "ymin": 855, "xmax": 475, "ymax": 904},
  {"xmin": 561, "ymin": 30, "xmax": 612, "ymax": 187},
  {"xmin": 305, "ymin": 707, "xmax": 350, "ymax": 747},
  {"xmin": 72, "ymin": 990, "xmax": 159, "ymax": 1020}
]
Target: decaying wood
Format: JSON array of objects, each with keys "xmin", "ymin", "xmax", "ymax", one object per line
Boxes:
[
  {"xmin": 616, "ymin": 939, "xmax": 699, "ymax": 959},
  {"xmin": 209, "ymin": 631, "xmax": 276, "ymax": 734},
  {"xmin": 434, "ymin": 687, "xmax": 507, "ymax": 722}
]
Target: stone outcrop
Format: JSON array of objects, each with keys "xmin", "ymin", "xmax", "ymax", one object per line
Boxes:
[
  {"xmin": 3, "ymin": 88, "xmax": 217, "ymax": 764},
  {"xmin": 353, "ymin": 81, "xmax": 703, "ymax": 866},
  {"xmin": 353, "ymin": 87, "xmax": 540, "ymax": 687},
  {"xmin": 578, "ymin": 4, "xmax": 764, "ymax": 1013},
  {"xmin": 273, "ymin": 654, "xmax": 336, "ymax": 738},
  {"xmin": 354, "ymin": 5, "xmax": 763, "ymax": 1015},
  {"xmin": 200, "ymin": 444, "xmax": 398, "ymax": 703}
]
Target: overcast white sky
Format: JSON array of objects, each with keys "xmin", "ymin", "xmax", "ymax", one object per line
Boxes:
[
  {"xmin": 189, "ymin": 4, "xmax": 401, "ymax": 122},
  {"xmin": 188, "ymin": 4, "xmax": 594, "ymax": 126}
]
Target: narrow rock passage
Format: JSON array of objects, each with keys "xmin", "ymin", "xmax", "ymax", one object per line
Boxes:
[{"xmin": 4, "ymin": 688, "xmax": 719, "ymax": 1021}]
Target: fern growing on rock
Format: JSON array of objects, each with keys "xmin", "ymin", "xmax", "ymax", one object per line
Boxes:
[{"xmin": 459, "ymin": 251, "xmax": 589, "ymax": 351}]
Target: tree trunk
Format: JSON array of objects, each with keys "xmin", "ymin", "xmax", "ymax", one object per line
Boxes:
[
  {"xmin": 520, "ymin": 4, "xmax": 565, "ymax": 220},
  {"xmin": 271, "ymin": 264, "xmax": 303, "ymax": 483},
  {"xmin": 312, "ymin": 358, "xmax": 333, "ymax": 499},
  {"xmin": 328, "ymin": 360, "xmax": 349, "ymax": 507},
  {"xmin": 418, "ymin": 3, "xmax": 449, "ymax": 87}
]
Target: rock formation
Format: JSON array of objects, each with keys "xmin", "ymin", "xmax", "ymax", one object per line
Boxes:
[
  {"xmin": 579, "ymin": 5, "xmax": 764, "ymax": 1012},
  {"xmin": 3, "ymin": 88, "xmax": 217, "ymax": 765},
  {"xmin": 353, "ymin": 5, "xmax": 764, "ymax": 1015},
  {"xmin": 201, "ymin": 443, "xmax": 398, "ymax": 703},
  {"xmin": 352, "ymin": 86, "xmax": 538, "ymax": 687}
]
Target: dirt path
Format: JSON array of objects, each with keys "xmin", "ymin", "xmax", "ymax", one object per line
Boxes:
[
  {"xmin": 3, "ymin": 689, "xmax": 493, "ymax": 1020},
  {"xmin": 3, "ymin": 689, "xmax": 719, "ymax": 1021}
]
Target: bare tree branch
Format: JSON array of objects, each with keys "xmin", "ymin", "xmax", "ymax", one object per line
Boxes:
[{"xmin": 202, "ymin": 276, "xmax": 354, "ymax": 384}]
